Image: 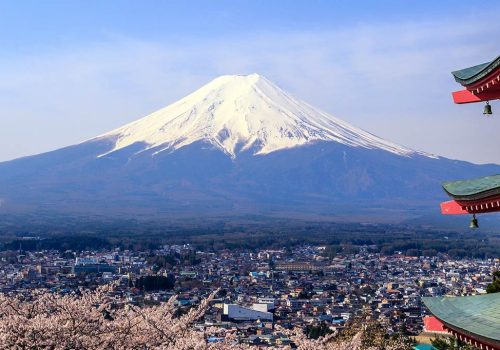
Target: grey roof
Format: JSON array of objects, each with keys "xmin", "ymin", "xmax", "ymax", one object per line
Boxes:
[
  {"xmin": 423, "ymin": 293, "xmax": 500, "ymax": 342},
  {"xmin": 442, "ymin": 174, "xmax": 500, "ymax": 201},
  {"xmin": 452, "ymin": 55, "xmax": 500, "ymax": 86}
]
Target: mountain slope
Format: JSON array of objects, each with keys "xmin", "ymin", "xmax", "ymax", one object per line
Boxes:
[
  {"xmin": 0, "ymin": 74, "xmax": 498, "ymax": 221},
  {"xmin": 95, "ymin": 74, "xmax": 425, "ymax": 158}
]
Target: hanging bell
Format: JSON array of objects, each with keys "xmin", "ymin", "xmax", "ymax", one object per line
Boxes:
[
  {"xmin": 483, "ymin": 101, "xmax": 492, "ymax": 115},
  {"xmin": 469, "ymin": 214, "xmax": 479, "ymax": 229}
]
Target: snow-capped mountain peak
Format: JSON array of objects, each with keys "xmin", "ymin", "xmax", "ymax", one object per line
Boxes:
[{"xmin": 96, "ymin": 73, "xmax": 425, "ymax": 158}]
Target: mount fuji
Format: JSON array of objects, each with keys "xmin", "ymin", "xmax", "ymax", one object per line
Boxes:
[
  {"xmin": 0, "ymin": 74, "xmax": 498, "ymax": 221},
  {"xmin": 96, "ymin": 74, "xmax": 422, "ymax": 159}
]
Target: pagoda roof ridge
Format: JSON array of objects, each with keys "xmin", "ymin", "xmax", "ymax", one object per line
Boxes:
[
  {"xmin": 443, "ymin": 174, "xmax": 500, "ymax": 201},
  {"xmin": 452, "ymin": 55, "xmax": 500, "ymax": 86},
  {"xmin": 423, "ymin": 293, "xmax": 500, "ymax": 344}
]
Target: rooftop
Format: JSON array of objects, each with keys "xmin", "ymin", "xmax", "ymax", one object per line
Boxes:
[
  {"xmin": 442, "ymin": 174, "xmax": 500, "ymax": 201},
  {"xmin": 413, "ymin": 345, "xmax": 437, "ymax": 350},
  {"xmin": 452, "ymin": 55, "xmax": 500, "ymax": 86},
  {"xmin": 423, "ymin": 293, "xmax": 500, "ymax": 343}
]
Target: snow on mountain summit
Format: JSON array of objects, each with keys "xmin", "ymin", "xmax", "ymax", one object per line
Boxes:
[{"xmin": 96, "ymin": 73, "xmax": 426, "ymax": 158}]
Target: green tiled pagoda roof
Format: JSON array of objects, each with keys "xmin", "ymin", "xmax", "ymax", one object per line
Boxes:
[
  {"xmin": 442, "ymin": 174, "xmax": 500, "ymax": 201},
  {"xmin": 452, "ymin": 55, "xmax": 500, "ymax": 86},
  {"xmin": 423, "ymin": 293, "xmax": 500, "ymax": 342}
]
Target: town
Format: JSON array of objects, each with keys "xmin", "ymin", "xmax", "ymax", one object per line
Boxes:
[{"xmin": 1, "ymin": 242, "xmax": 497, "ymax": 346}]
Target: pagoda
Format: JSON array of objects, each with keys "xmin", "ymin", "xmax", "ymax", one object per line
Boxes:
[
  {"xmin": 441, "ymin": 56, "xmax": 500, "ymax": 222},
  {"xmin": 451, "ymin": 55, "xmax": 500, "ymax": 107},
  {"xmin": 440, "ymin": 175, "xmax": 500, "ymax": 218},
  {"xmin": 423, "ymin": 294, "xmax": 500, "ymax": 350},
  {"xmin": 423, "ymin": 56, "xmax": 500, "ymax": 350}
]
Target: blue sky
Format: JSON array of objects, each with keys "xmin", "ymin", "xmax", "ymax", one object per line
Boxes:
[{"xmin": 1, "ymin": 1, "xmax": 500, "ymax": 163}]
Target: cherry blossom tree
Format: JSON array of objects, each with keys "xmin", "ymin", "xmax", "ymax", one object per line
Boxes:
[{"xmin": 0, "ymin": 284, "xmax": 413, "ymax": 349}]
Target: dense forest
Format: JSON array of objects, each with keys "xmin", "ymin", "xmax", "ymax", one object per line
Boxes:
[{"xmin": 0, "ymin": 215, "xmax": 498, "ymax": 258}]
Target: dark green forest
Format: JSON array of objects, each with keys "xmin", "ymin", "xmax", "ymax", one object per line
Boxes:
[{"xmin": 0, "ymin": 216, "xmax": 498, "ymax": 259}]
